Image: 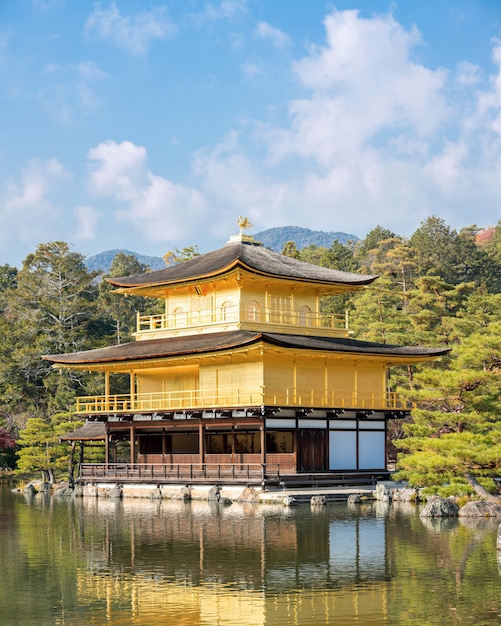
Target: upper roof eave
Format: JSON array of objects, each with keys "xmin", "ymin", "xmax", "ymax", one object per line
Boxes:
[{"xmin": 106, "ymin": 242, "xmax": 377, "ymax": 291}]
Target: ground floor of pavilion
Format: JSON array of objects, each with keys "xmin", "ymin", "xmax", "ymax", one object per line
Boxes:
[{"xmin": 66, "ymin": 406, "xmax": 401, "ymax": 488}]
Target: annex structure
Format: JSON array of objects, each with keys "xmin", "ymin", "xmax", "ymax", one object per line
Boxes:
[{"xmin": 46, "ymin": 223, "xmax": 448, "ymax": 488}]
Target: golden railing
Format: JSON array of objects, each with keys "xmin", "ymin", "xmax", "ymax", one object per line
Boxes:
[
  {"xmin": 136, "ymin": 306, "xmax": 348, "ymax": 333},
  {"xmin": 75, "ymin": 387, "xmax": 409, "ymax": 414}
]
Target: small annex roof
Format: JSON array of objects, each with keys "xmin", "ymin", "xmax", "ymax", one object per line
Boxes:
[
  {"xmin": 44, "ymin": 330, "xmax": 450, "ymax": 368},
  {"xmin": 106, "ymin": 239, "xmax": 377, "ymax": 293},
  {"xmin": 59, "ymin": 421, "xmax": 106, "ymax": 441}
]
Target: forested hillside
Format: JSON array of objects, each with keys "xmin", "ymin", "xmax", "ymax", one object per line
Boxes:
[
  {"xmin": 1, "ymin": 217, "xmax": 500, "ymax": 496},
  {"xmin": 85, "ymin": 226, "xmax": 357, "ymax": 273}
]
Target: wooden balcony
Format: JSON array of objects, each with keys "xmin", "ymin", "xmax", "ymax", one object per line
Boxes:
[
  {"xmin": 78, "ymin": 462, "xmax": 389, "ymax": 487},
  {"xmin": 135, "ymin": 305, "xmax": 349, "ymax": 338},
  {"xmin": 75, "ymin": 387, "xmax": 410, "ymax": 415},
  {"xmin": 80, "ymin": 462, "xmax": 273, "ymax": 484}
]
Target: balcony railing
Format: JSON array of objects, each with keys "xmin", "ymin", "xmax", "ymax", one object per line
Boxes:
[
  {"xmin": 136, "ymin": 305, "xmax": 348, "ymax": 334},
  {"xmin": 75, "ymin": 387, "xmax": 409, "ymax": 414},
  {"xmin": 80, "ymin": 462, "xmax": 280, "ymax": 484}
]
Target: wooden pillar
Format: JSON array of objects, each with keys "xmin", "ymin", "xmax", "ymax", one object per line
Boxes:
[
  {"xmin": 199, "ymin": 422, "xmax": 205, "ymax": 468},
  {"xmin": 105, "ymin": 431, "xmax": 110, "ymax": 468},
  {"xmin": 130, "ymin": 370, "xmax": 135, "ymax": 411},
  {"xmin": 78, "ymin": 442, "xmax": 84, "ymax": 478},
  {"xmin": 129, "ymin": 425, "xmax": 135, "ymax": 464},
  {"xmin": 104, "ymin": 371, "xmax": 110, "ymax": 401},
  {"xmin": 260, "ymin": 426, "xmax": 265, "ymax": 466},
  {"xmin": 294, "ymin": 427, "xmax": 299, "ymax": 472}
]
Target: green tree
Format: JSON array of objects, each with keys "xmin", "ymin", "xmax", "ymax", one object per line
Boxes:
[
  {"xmin": 453, "ymin": 226, "xmax": 501, "ymax": 292},
  {"xmin": 98, "ymin": 252, "xmax": 151, "ymax": 345},
  {"xmin": 298, "ymin": 244, "xmax": 328, "ymax": 267},
  {"xmin": 15, "ymin": 414, "xmax": 83, "ymax": 483},
  {"xmin": 406, "ymin": 276, "xmax": 474, "ymax": 345},
  {"xmin": 350, "ymin": 275, "xmax": 412, "ymax": 345},
  {"xmin": 409, "ymin": 216, "xmax": 458, "ymax": 282},
  {"xmin": 281, "ymin": 240, "xmax": 300, "ymax": 259},
  {"xmin": 355, "ymin": 225, "xmax": 396, "ymax": 268},
  {"xmin": 163, "ymin": 245, "xmax": 201, "ymax": 266},
  {"xmin": 395, "ymin": 293, "xmax": 501, "ymax": 497},
  {"xmin": 1, "ymin": 242, "xmax": 99, "ymax": 418}
]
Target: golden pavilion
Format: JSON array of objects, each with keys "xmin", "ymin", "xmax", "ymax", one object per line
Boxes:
[{"xmin": 47, "ymin": 225, "xmax": 448, "ymax": 487}]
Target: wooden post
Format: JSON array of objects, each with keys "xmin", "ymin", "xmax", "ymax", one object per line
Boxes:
[
  {"xmin": 129, "ymin": 425, "xmax": 135, "ymax": 465},
  {"xmin": 104, "ymin": 371, "xmax": 110, "ymax": 404},
  {"xmin": 199, "ymin": 422, "xmax": 205, "ymax": 469},
  {"xmin": 105, "ymin": 432, "xmax": 109, "ymax": 468}
]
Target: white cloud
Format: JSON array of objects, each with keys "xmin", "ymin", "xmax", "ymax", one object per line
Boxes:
[
  {"xmin": 38, "ymin": 61, "xmax": 107, "ymax": 123},
  {"xmin": 192, "ymin": 0, "xmax": 249, "ymax": 24},
  {"xmin": 84, "ymin": 2, "xmax": 176, "ymax": 56},
  {"xmin": 241, "ymin": 61, "xmax": 263, "ymax": 78},
  {"xmin": 456, "ymin": 61, "xmax": 481, "ymax": 87},
  {"xmin": 266, "ymin": 10, "xmax": 448, "ymax": 167},
  {"xmin": 72, "ymin": 205, "xmax": 102, "ymax": 241},
  {"xmin": 255, "ymin": 22, "xmax": 290, "ymax": 48},
  {"xmin": 88, "ymin": 140, "xmax": 208, "ymax": 243},
  {"xmin": 0, "ymin": 158, "xmax": 69, "ymax": 249},
  {"xmin": 88, "ymin": 140, "xmax": 148, "ymax": 201},
  {"xmin": 184, "ymin": 9, "xmax": 501, "ymax": 238}
]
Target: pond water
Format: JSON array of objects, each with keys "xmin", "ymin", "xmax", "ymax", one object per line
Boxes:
[{"xmin": 0, "ymin": 485, "xmax": 500, "ymax": 625}]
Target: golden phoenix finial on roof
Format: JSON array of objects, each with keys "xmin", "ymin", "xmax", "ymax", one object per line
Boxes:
[{"xmin": 238, "ymin": 216, "xmax": 253, "ymax": 234}]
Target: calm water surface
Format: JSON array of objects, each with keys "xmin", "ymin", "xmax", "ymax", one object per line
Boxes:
[{"xmin": 0, "ymin": 485, "xmax": 500, "ymax": 625}]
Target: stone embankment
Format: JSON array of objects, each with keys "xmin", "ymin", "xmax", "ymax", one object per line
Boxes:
[{"xmin": 15, "ymin": 479, "xmax": 501, "ymax": 516}]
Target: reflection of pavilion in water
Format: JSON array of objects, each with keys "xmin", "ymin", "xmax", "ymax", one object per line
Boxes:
[{"xmin": 75, "ymin": 500, "xmax": 389, "ymax": 625}]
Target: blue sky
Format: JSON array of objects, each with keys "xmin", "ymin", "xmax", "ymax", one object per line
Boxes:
[{"xmin": 1, "ymin": 1, "xmax": 501, "ymax": 267}]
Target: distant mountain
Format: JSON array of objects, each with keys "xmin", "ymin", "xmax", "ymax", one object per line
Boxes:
[
  {"xmin": 86, "ymin": 249, "xmax": 167, "ymax": 274},
  {"xmin": 86, "ymin": 227, "xmax": 359, "ymax": 274},
  {"xmin": 254, "ymin": 226, "xmax": 358, "ymax": 252}
]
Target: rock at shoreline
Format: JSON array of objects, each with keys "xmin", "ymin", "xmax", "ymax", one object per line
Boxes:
[
  {"xmin": 459, "ymin": 500, "xmax": 501, "ymax": 517},
  {"xmin": 375, "ymin": 483, "xmax": 392, "ymax": 502},
  {"xmin": 311, "ymin": 495, "xmax": 327, "ymax": 506},
  {"xmin": 54, "ymin": 486, "xmax": 75, "ymax": 497},
  {"xmin": 347, "ymin": 494, "xmax": 362, "ymax": 504},
  {"xmin": 392, "ymin": 487, "xmax": 421, "ymax": 502},
  {"xmin": 420, "ymin": 497, "xmax": 459, "ymax": 517},
  {"xmin": 23, "ymin": 483, "xmax": 37, "ymax": 496},
  {"xmin": 236, "ymin": 486, "xmax": 260, "ymax": 503},
  {"xmin": 107, "ymin": 485, "xmax": 123, "ymax": 498}
]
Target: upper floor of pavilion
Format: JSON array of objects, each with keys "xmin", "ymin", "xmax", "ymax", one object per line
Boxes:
[{"xmin": 107, "ymin": 230, "xmax": 377, "ymax": 341}]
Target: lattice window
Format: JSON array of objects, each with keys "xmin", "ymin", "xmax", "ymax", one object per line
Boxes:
[
  {"xmin": 269, "ymin": 295, "xmax": 292, "ymax": 323},
  {"xmin": 191, "ymin": 295, "xmax": 212, "ymax": 324}
]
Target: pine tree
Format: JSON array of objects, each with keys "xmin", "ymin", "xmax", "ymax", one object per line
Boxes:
[{"xmin": 395, "ymin": 293, "xmax": 501, "ymax": 497}]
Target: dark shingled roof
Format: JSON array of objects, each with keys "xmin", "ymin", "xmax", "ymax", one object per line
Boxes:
[
  {"xmin": 60, "ymin": 421, "xmax": 106, "ymax": 441},
  {"xmin": 106, "ymin": 240, "xmax": 377, "ymax": 289},
  {"xmin": 44, "ymin": 330, "xmax": 449, "ymax": 366}
]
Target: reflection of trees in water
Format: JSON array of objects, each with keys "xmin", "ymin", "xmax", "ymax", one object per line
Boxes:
[
  {"xmin": 5, "ymin": 490, "xmax": 501, "ymax": 626},
  {"xmin": 386, "ymin": 504, "xmax": 500, "ymax": 624}
]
